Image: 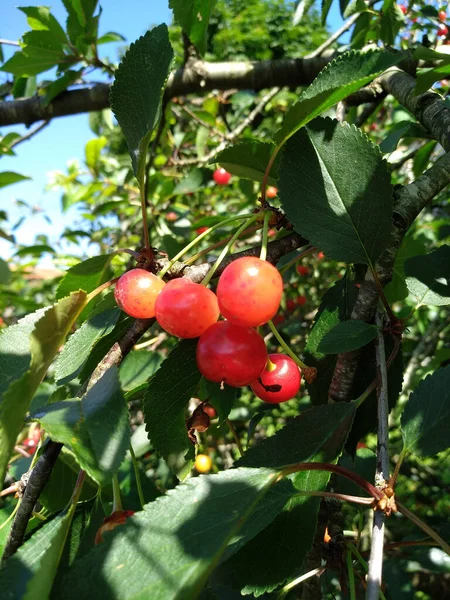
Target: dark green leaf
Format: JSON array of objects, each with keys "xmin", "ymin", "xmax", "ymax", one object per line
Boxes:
[
  {"xmin": 54, "ymin": 299, "xmax": 120, "ymax": 385},
  {"xmin": 0, "ymin": 292, "xmax": 87, "ymax": 487},
  {"xmin": 278, "ymin": 117, "xmax": 393, "ymax": 265},
  {"xmin": 143, "ymin": 339, "xmax": 202, "ymax": 479},
  {"xmin": 0, "ymin": 508, "xmax": 76, "ymax": 599},
  {"xmin": 56, "ymin": 254, "xmax": 112, "ymax": 299},
  {"xmin": 318, "ymin": 320, "xmax": 378, "ymax": 354},
  {"xmin": 405, "ymin": 245, "xmax": 450, "ymax": 306},
  {"xmin": 321, "ymin": 0, "xmax": 333, "ymax": 24},
  {"xmin": 119, "ymin": 350, "xmax": 163, "ymax": 391},
  {"xmin": 110, "ymin": 25, "xmax": 173, "ymax": 181},
  {"xmin": 401, "ymin": 365, "xmax": 450, "ymax": 457},
  {"xmin": 14, "ymin": 244, "xmax": 55, "ymax": 258},
  {"xmin": 275, "ymin": 49, "xmax": 402, "ymax": 145},
  {"xmin": 215, "ymin": 403, "xmax": 356, "ymax": 594},
  {"xmin": 44, "ymin": 70, "xmax": 81, "ymax": 104},
  {"xmin": 379, "ymin": 121, "xmax": 428, "ymax": 154},
  {"xmin": 169, "ymin": 0, "xmax": 217, "ymax": 55},
  {"xmin": 413, "ymin": 141, "xmax": 437, "ymax": 178},
  {"xmin": 203, "ymin": 379, "xmax": 237, "ymax": 423},
  {"xmin": 304, "ymin": 276, "xmax": 358, "ymax": 405},
  {"xmin": 31, "ymin": 366, "xmax": 130, "ymax": 486},
  {"xmin": 59, "ymin": 467, "xmax": 280, "ymax": 600},
  {"xmin": 0, "ymin": 171, "xmax": 30, "ymax": 188},
  {"xmin": 337, "ymin": 447, "xmax": 376, "ymax": 497},
  {"xmin": 215, "ymin": 141, "xmax": 280, "ymax": 185},
  {"xmin": 384, "ymin": 233, "xmax": 427, "ymax": 304},
  {"xmin": 379, "ymin": 4, "xmax": 404, "ymax": 45}
]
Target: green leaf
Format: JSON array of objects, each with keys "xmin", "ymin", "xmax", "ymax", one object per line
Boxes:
[
  {"xmin": 0, "ymin": 292, "xmax": 87, "ymax": 494},
  {"xmin": 85, "ymin": 136, "xmax": 107, "ymax": 170},
  {"xmin": 401, "ymin": 365, "xmax": 450, "ymax": 457},
  {"xmin": 215, "ymin": 403, "xmax": 356, "ymax": 594},
  {"xmin": 59, "ymin": 467, "xmax": 282, "ymax": 599},
  {"xmin": 413, "ymin": 140, "xmax": 437, "ymax": 178},
  {"xmin": 54, "ymin": 299, "xmax": 120, "ymax": 385},
  {"xmin": 202, "ymin": 379, "xmax": 237, "ymax": 423},
  {"xmin": 1, "ymin": 30, "xmax": 65, "ymax": 77},
  {"xmin": 215, "ymin": 141, "xmax": 280, "ymax": 185},
  {"xmin": 44, "ymin": 69, "xmax": 81, "ymax": 104},
  {"xmin": 56, "ymin": 254, "xmax": 112, "ymax": 299},
  {"xmin": 0, "ymin": 507, "xmax": 76, "ymax": 599},
  {"xmin": 19, "ymin": 6, "xmax": 67, "ymax": 42},
  {"xmin": 172, "ymin": 168, "xmax": 211, "ymax": 194},
  {"xmin": 0, "ymin": 257, "xmax": 11, "ymax": 284},
  {"xmin": 379, "ymin": 121, "xmax": 428, "ymax": 154},
  {"xmin": 321, "ymin": 0, "xmax": 333, "ymax": 24},
  {"xmin": 384, "ymin": 233, "xmax": 427, "ymax": 304},
  {"xmin": 415, "ymin": 65, "xmax": 450, "ymax": 95},
  {"xmin": 142, "ymin": 339, "xmax": 202, "ymax": 479},
  {"xmin": 304, "ymin": 276, "xmax": 358, "ymax": 405},
  {"xmin": 275, "ymin": 49, "xmax": 402, "ymax": 145},
  {"xmin": 15, "ymin": 244, "xmax": 55, "ymax": 258},
  {"xmin": 405, "ymin": 245, "xmax": 450, "ymax": 306},
  {"xmin": 278, "ymin": 117, "xmax": 393, "ymax": 265},
  {"xmin": 97, "ymin": 31, "xmax": 126, "ymax": 44},
  {"xmin": 119, "ymin": 350, "xmax": 163, "ymax": 391},
  {"xmin": 318, "ymin": 320, "xmax": 378, "ymax": 354},
  {"xmin": 110, "ymin": 25, "xmax": 173, "ymax": 181},
  {"xmin": 0, "ymin": 171, "xmax": 30, "ymax": 188},
  {"xmin": 379, "ymin": 4, "xmax": 404, "ymax": 45},
  {"xmin": 169, "ymin": 0, "xmax": 217, "ymax": 55},
  {"xmin": 31, "ymin": 366, "xmax": 130, "ymax": 487}
]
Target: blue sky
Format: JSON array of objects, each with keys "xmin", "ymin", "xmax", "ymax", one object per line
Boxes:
[{"xmin": 0, "ymin": 1, "xmax": 343, "ymax": 265}]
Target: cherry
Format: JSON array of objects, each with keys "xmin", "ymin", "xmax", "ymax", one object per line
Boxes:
[
  {"xmin": 439, "ymin": 10, "xmax": 447, "ymax": 22},
  {"xmin": 213, "ymin": 168, "xmax": 231, "ymax": 185},
  {"xmin": 286, "ymin": 299, "xmax": 296, "ymax": 311},
  {"xmin": 266, "ymin": 186, "xmax": 278, "ymax": 199},
  {"xmin": 196, "ymin": 226, "xmax": 208, "ymax": 235},
  {"xmin": 114, "ymin": 269, "xmax": 166, "ymax": 319},
  {"xmin": 166, "ymin": 211, "xmax": 178, "ymax": 222},
  {"xmin": 438, "ymin": 25, "xmax": 449, "ymax": 37},
  {"xmin": 296, "ymin": 265, "xmax": 309, "ymax": 276},
  {"xmin": 155, "ymin": 278, "xmax": 219, "ymax": 338},
  {"xmin": 268, "ymin": 228, "xmax": 276, "ymax": 237},
  {"xmin": 317, "ymin": 251, "xmax": 325, "ymax": 260},
  {"xmin": 196, "ymin": 321, "xmax": 268, "ymax": 387},
  {"xmin": 250, "ymin": 354, "xmax": 301, "ymax": 403},
  {"xmin": 296, "ymin": 295, "xmax": 306, "ymax": 306},
  {"xmin": 398, "ymin": 4, "xmax": 407, "ymax": 15},
  {"xmin": 195, "ymin": 454, "xmax": 212, "ymax": 473},
  {"xmin": 272, "ymin": 314, "xmax": 285, "ymax": 326},
  {"xmin": 217, "ymin": 257, "xmax": 283, "ymax": 327}
]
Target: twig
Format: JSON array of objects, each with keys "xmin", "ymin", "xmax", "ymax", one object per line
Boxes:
[
  {"xmin": 171, "ymin": 87, "xmax": 280, "ymax": 167},
  {"xmin": 226, "ymin": 419, "xmax": 244, "ymax": 456},
  {"xmin": 305, "ymin": 0, "xmax": 379, "ymax": 59},
  {"xmin": 0, "ymin": 39, "xmax": 20, "ymax": 46},
  {"xmin": 174, "ymin": 104, "xmax": 226, "ymax": 139},
  {"xmin": 365, "ymin": 311, "xmax": 390, "ymax": 600},
  {"xmin": 9, "ymin": 120, "xmax": 51, "ymax": 149}
]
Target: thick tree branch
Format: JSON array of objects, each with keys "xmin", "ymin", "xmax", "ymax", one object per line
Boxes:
[{"xmin": 0, "ymin": 55, "xmax": 333, "ymax": 127}]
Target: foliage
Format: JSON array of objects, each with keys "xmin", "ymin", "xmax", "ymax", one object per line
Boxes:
[{"xmin": 1, "ymin": 1, "xmax": 450, "ymax": 599}]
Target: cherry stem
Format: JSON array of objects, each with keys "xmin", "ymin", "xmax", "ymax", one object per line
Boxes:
[
  {"xmin": 226, "ymin": 419, "xmax": 244, "ymax": 456},
  {"xmin": 369, "ymin": 265, "xmax": 395, "ymax": 323},
  {"xmin": 114, "ymin": 248, "xmax": 141, "ymax": 260},
  {"xmin": 390, "ymin": 447, "xmax": 408, "ymax": 487},
  {"xmin": 201, "ymin": 214, "xmax": 260, "ymax": 286},
  {"xmin": 280, "ymin": 462, "xmax": 384, "ymax": 500},
  {"xmin": 261, "ymin": 145, "xmax": 281, "ymax": 203},
  {"xmin": 267, "ymin": 319, "xmax": 308, "ymax": 370},
  {"xmin": 129, "ymin": 443, "xmax": 145, "ymax": 509},
  {"xmin": 292, "ymin": 489, "xmax": 375, "ymax": 506},
  {"xmin": 279, "ymin": 245, "xmax": 315, "ymax": 275},
  {"xmin": 112, "ymin": 474, "xmax": 123, "ymax": 513},
  {"xmin": 158, "ymin": 213, "xmax": 256, "ymax": 278},
  {"xmin": 86, "ymin": 277, "xmax": 119, "ymax": 304},
  {"xmin": 280, "ymin": 567, "xmax": 326, "ymax": 595},
  {"xmin": 0, "ymin": 500, "xmax": 20, "ymax": 531},
  {"xmin": 184, "ymin": 224, "xmax": 262, "ymax": 266},
  {"xmin": 265, "ymin": 356, "xmax": 277, "ymax": 372},
  {"xmin": 70, "ymin": 470, "xmax": 86, "ymax": 506},
  {"xmin": 396, "ymin": 501, "xmax": 450, "ymax": 556},
  {"xmin": 138, "ymin": 169, "xmax": 151, "ymax": 250},
  {"xmin": 346, "ymin": 546, "xmax": 357, "ymax": 600},
  {"xmin": 259, "ymin": 212, "xmax": 270, "ymax": 261}
]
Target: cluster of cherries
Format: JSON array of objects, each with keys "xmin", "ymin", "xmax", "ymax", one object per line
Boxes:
[{"xmin": 114, "ymin": 255, "xmax": 302, "ymax": 403}]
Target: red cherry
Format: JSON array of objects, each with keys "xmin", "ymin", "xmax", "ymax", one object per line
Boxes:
[
  {"xmin": 398, "ymin": 4, "xmax": 407, "ymax": 15},
  {"xmin": 166, "ymin": 211, "xmax": 178, "ymax": 222},
  {"xmin": 196, "ymin": 321, "xmax": 268, "ymax": 387},
  {"xmin": 196, "ymin": 226, "xmax": 208, "ymax": 235},
  {"xmin": 268, "ymin": 228, "xmax": 276, "ymax": 237},
  {"xmin": 266, "ymin": 186, "xmax": 278, "ymax": 199},
  {"xmin": 250, "ymin": 354, "xmax": 301, "ymax": 403},
  {"xmin": 296, "ymin": 295, "xmax": 306, "ymax": 306},
  {"xmin": 438, "ymin": 25, "xmax": 449, "ymax": 37},
  {"xmin": 213, "ymin": 168, "xmax": 231, "ymax": 185},
  {"xmin": 286, "ymin": 299, "xmax": 296, "ymax": 311},
  {"xmin": 296, "ymin": 265, "xmax": 309, "ymax": 276},
  {"xmin": 439, "ymin": 10, "xmax": 447, "ymax": 22},
  {"xmin": 317, "ymin": 251, "xmax": 325, "ymax": 260},
  {"xmin": 114, "ymin": 269, "xmax": 166, "ymax": 319},
  {"xmin": 155, "ymin": 278, "xmax": 219, "ymax": 338},
  {"xmin": 272, "ymin": 314, "xmax": 285, "ymax": 326},
  {"xmin": 217, "ymin": 257, "xmax": 283, "ymax": 327}
]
